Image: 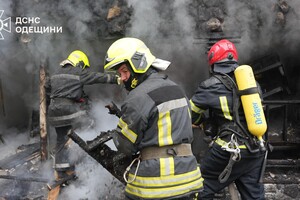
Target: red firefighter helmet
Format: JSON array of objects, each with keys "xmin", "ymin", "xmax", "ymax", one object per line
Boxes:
[{"xmin": 207, "ymin": 39, "xmax": 238, "ymax": 66}]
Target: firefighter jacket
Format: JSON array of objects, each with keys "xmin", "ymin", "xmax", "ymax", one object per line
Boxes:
[
  {"xmin": 190, "ymin": 73, "xmax": 261, "ymax": 150},
  {"xmin": 114, "ymin": 72, "xmax": 203, "ymax": 200},
  {"xmin": 47, "ymin": 64, "xmax": 117, "ymax": 127},
  {"xmin": 190, "ymin": 74, "xmax": 235, "ymax": 128}
]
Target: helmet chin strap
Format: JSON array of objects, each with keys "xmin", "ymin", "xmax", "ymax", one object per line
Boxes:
[
  {"xmin": 124, "ymin": 76, "xmax": 135, "ymax": 91},
  {"xmin": 77, "ymin": 61, "xmax": 86, "ymax": 69},
  {"xmin": 123, "ymin": 67, "xmax": 154, "ymax": 91}
]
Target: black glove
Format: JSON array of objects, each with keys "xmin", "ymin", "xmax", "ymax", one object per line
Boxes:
[{"xmin": 105, "ymin": 101, "xmax": 121, "ymax": 118}]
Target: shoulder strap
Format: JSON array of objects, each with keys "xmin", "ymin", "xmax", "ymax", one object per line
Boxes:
[
  {"xmin": 212, "ymin": 74, "xmax": 234, "ymax": 91},
  {"xmin": 213, "ymin": 73, "xmax": 255, "ymax": 143},
  {"xmin": 200, "ymin": 76, "xmax": 221, "ymax": 88}
]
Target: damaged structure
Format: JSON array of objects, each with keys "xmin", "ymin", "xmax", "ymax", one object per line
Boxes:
[{"xmin": 0, "ymin": 0, "xmax": 299, "ymax": 199}]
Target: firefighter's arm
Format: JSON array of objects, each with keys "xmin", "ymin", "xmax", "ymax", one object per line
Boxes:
[
  {"xmin": 112, "ymin": 127, "xmax": 136, "ymax": 156},
  {"xmin": 190, "ymin": 99, "xmax": 205, "ymax": 127},
  {"xmin": 112, "ymin": 99, "xmax": 148, "ymax": 155},
  {"xmin": 80, "ymin": 70, "xmax": 120, "ymax": 85},
  {"xmin": 189, "ymin": 81, "xmax": 214, "ymax": 127},
  {"xmin": 189, "ymin": 93, "xmax": 208, "ymax": 126}
]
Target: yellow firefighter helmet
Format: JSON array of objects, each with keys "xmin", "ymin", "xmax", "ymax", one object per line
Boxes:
[
  {"xmin": 67, "ymin": 50, "xmax": 90, "ymax": 69},
  {"xmin": 104, "ymin": 37, "xmax": 156, "ymax": 74}
]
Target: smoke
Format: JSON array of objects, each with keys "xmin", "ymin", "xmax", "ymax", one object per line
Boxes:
[
  {"xmin": 0, "ymin": 0, "xmax": 125, "ymax": 198},
  {"xmin": 54, "ymin": 100, "xmax": 123, "ymax": 200},
  {"xmin": 126, "ymin": 0, "xmax": 300, "ymax": 95},
  {"xmin": 0, "ymin": 129, "xmax": 30, "ymax": 160},
  {"xmin": 1, "ymin": 0, "xmax": 300, "ymax": 198},
  {"xmin": 0, "ymin": 0, "xmax": 299, "ymax": 127},
  {"xmin": 1, "ymin": 0, "xmax": 298, "ymax": 130},
  {"xmin": 127, "ymin": 0, "xmax": 207, "ymax": 96},
  {"xmin": 0, "ymin": 0, "xmax": 120, "ymax": 130},
  {"xmin": 59, "ymin": 157, "xmax": 123, "ymax": 200}
]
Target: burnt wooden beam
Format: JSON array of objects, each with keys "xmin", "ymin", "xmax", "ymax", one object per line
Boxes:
[
  {"xmin": 47, "ymin": 173, "xmax": 76, "ymax": 190},
  {"xmin": 68, "ymin": 130, "xmax": 130, "ymax": 185},
  {"xmin": 0, "ymin": 143, "xmax": 40, "ymax": 169},
  {"xmin": 39, "ymin": 64, "xmax": 48, "ymax": 161},
  {"xmin": 0, "ymin": 175, "xmax": 48, "ymax": 183},
  {"xmin": 0, "ymin": 77, "xmax": 5, "ymax": 116}
]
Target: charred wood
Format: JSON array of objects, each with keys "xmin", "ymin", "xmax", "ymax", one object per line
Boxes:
[
  {"xmin": 47, "ymin": 173, "xmax": 76, "ymax": 190},
  {"xmin": 0, "ymin": 143, "xmax": 40, "ymax": 169},
  {"xmin": 0, "ymin": 175, "xmax": 48, "ymax": 183},
  {"xmin": 39, "ymin": 64, "xmax": 48, "ymax": 161},
  {"xmin": 68, "ymin": 130, "xmax": 130, "ymax": 185}
]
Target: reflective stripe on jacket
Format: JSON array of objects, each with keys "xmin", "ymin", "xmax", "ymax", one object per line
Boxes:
[
  {"xmin": 190, "ymin": 74, "xmax": 262, "ymax": 148},
  {"xmin": 190, "ymin": 75, "xmax": 234, "ymax": 126}
]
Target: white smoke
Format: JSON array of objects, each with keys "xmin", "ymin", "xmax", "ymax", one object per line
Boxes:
[
  {"xmin": 1, "ymin": 0, "xmax": 300, "ymax": 199},
  {"xmin": 0, "ymin": 130, "xmax": 31, "ymax": 160},
  {"xmin": 56, "ymin": 100, "xmax": 123, "ymax": 200},
  {"xmin": 127, "ymin": 0, "xmax": 206, "ymax": 96}
]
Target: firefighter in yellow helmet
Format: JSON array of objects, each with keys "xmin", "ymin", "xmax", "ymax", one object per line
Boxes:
[
  {"xmin": 102, "ymin": 37, "xmax": 203, "ymax": 199},
  {"xmin": 46, "ymin": 50, "xmax": 119, "ymax": 199}
]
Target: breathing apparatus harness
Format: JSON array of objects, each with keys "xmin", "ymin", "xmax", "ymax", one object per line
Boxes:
[{"xmin": 212, "ymin": 72, "xmax": 263, "ymax": 183}]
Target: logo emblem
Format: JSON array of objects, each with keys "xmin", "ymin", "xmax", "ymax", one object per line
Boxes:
[{"xmin": 0, "ymin": 10, "xmax": 11, "ymax": 40}]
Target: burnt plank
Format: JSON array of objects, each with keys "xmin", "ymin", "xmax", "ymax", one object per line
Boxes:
[{"xmin": 0, "ymin": 143, "xmax": 40, "ymax": 169}]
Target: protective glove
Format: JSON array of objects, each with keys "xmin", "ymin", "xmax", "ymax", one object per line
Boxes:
[
  {"xmin": 105, "ymin": 101, "xmax": 121, "ymax": 118},
  {"xmin": 108, "ymin": 73, "xmax": 122, "ymax": 85},
  {"xmin": 116, "ymin": 75, "xmax": 122, "ymax": 85}
]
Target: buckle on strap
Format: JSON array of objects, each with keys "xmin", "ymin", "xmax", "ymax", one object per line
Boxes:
[
  {"xmin": 140, "ymin": 144, "xmax": 193, "ymax": 160},
  {"xmin": 218, "ymin": 135, "xmax": 242, "ymax": 183}
]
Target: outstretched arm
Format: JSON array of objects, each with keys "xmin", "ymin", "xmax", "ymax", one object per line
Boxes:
[{"xmin": 81, "ymin": 70, "xmax": 120, "ymax": 85}]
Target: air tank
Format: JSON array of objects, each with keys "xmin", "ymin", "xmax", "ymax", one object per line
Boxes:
[{"xmin": 234, "ymin": 65, "xmax": 267, "ymax": 148}]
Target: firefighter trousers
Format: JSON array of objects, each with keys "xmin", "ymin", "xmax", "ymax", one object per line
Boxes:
[
  {"xmin": 54, "ymin": 125, "xmax": 74, "ymax": 173},
  {"xmin": 199, "ymin": 143, "xmax": 265, "ymax": 200}
]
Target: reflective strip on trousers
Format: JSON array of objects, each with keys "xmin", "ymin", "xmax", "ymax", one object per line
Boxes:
[{"xmin": 55, "ymin": 163, "xmax": 71, "ymax": 169}]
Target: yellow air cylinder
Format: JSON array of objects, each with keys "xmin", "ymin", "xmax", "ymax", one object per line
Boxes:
[{"xmin": 234, "ymin": 65, "xmax": 267, "ymax": 148}]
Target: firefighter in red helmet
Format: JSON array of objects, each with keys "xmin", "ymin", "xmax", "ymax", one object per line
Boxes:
[
  {"xmin": 207, "ymin": 39, "xmax": 238, "ymax": 73},
  {"xmin": 190, "ymin": 39, "xmax": 266, "ymax": 199}
]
